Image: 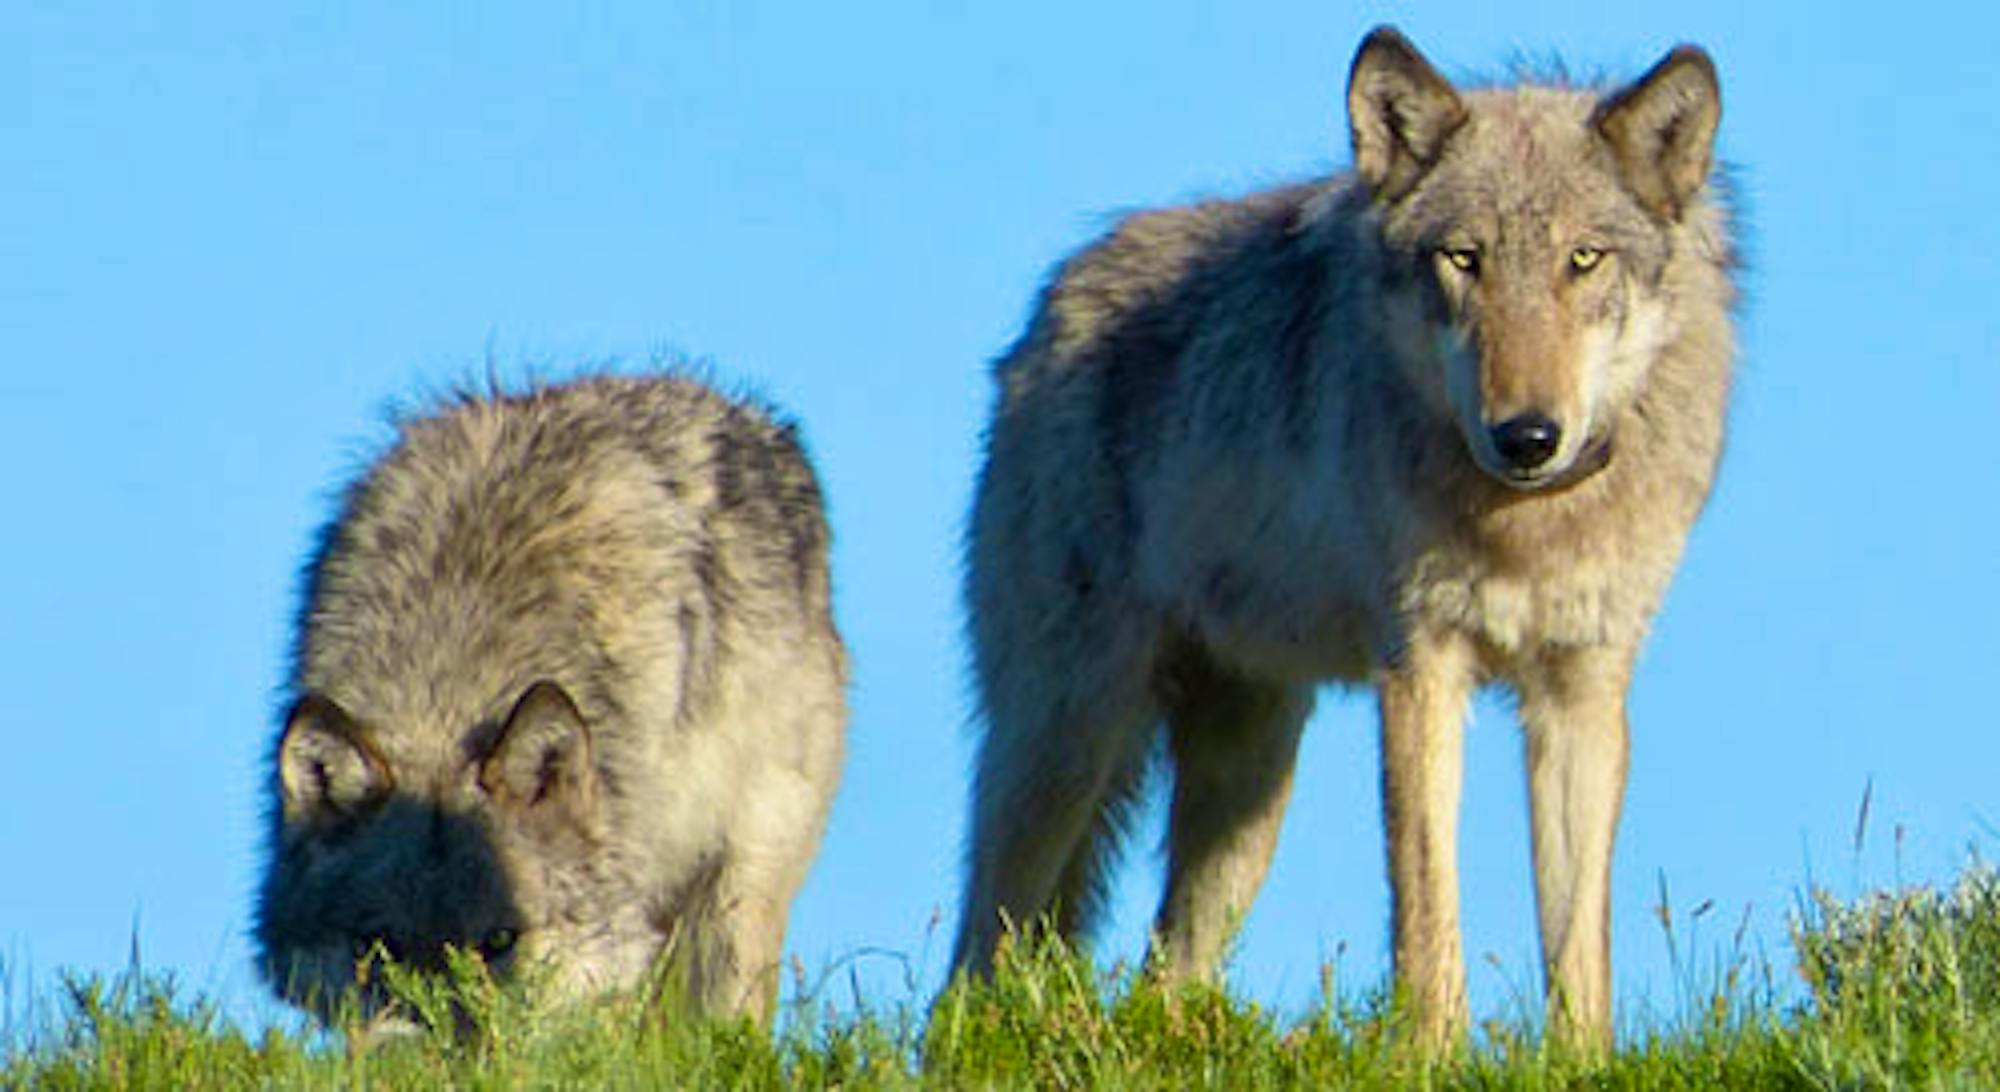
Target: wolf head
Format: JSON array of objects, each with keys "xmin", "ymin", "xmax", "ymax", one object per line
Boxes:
[
  {"xmin": 1348, "ymin": 27, "xmax": 1721, "ymax": 491},
  {"xmin": 255, "ymin": 679, "xmax": 644, "ymax": 1027}
]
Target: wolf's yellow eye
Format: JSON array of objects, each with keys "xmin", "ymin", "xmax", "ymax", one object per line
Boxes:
[
  {"xmin": 481, "ymin": 927, "xmax": 519, "ymax": 957},
  {"xmin": 1439, "ymin": 248, "xmax": 1480, "ymax": 275},
  {"xmin": 1570, "ymin": 246, "xmax": 1605, "ymax": 272}
]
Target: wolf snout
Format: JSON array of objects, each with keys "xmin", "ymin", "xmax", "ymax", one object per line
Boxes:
[{"xmin": 1489, "ymin": 413, "xmax": 1562, "ymax": 473}]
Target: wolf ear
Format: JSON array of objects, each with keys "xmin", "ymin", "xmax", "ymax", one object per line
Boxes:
[
  {"xmin": 278, "ymin": 694, "xmax": 391, "ymax": 824},
  {"xmin": 1347, "ymin": 26, "xmax": 1467, "ymax": 202},
  {"xmin": 481, "ymin": 681, "xmax": 598, "ymax": 820},
  {"xmin": 1593, "ymin": 45, "xmax": 1721, "ymax": 221}
]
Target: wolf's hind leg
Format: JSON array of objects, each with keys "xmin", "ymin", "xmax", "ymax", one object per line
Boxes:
[
  {"xmin": 1152, "ymin": 647, "xmax": 1313, "ymax": 981},
  {"xmin": 952, "ymin": 655, "xmax": 1161, "ymax": 977}
]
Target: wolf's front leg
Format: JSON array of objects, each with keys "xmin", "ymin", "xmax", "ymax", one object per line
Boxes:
[
  {"xmin": 1378, "ymin": 631, "xmax": 1477, "ymax": 1045},
  {"xmin": 708, "ymin": 889, "xmax": 787, "ymax": 1022},
  {"xmin": 1518, "ymin": 644, "xmax": 1633, "ymax": 1048}
]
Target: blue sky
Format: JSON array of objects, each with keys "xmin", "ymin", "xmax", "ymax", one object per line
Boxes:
[{"xmin": 4, "ymin": 1, "xmax": 1996, "ymax": 1034}]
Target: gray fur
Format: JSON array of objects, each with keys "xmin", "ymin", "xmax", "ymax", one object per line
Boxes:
[
  {"xmin": 953, "ymin": 26, "xmax": 1736, "ymax": 1047},
  {"xmin": 257, "ymin": 371, "xmax": 846, "ymax": 1028}
]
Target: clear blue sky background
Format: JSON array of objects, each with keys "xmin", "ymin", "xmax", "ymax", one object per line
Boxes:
[{"xmin": 4, "ymin": 1, "xmax": 1996, "ymax": 1036}]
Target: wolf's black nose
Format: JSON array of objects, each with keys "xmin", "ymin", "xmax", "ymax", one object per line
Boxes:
[{"xmin": 1491, "ymin": 414, "xmax": 1562, "ymax": 470}]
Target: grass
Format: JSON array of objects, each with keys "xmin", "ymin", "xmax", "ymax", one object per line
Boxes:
[{"xmin": 10, "ymin": 865, "xmax": 2000, "ymax": 1089}]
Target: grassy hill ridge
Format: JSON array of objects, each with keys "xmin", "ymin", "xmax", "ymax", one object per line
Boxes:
[{"xmin": 9, "ymin": 865, "xmax": 2000, "ymax": 1088}]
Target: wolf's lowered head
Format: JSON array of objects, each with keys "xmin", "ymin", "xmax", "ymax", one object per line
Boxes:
[{"xmin": 256, "ymin": 679, "xmax": 647, "ymax": 1031}]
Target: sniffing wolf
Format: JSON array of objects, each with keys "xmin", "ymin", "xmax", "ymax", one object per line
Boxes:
[
  {"xmin": 952, "ymin": 26, "xmax": 1736, "ymax": 1044},
  {"xmin": 256, "ymin": 372, "xmax": 847, "ymax": 1031}
]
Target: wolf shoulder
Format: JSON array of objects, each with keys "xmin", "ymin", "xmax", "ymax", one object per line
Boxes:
[{"xmin": 996, "ymin": 181, "xmax": 1359, "ymax": 387}]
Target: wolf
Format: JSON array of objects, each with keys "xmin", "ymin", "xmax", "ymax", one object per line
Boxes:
[
  {"xmin": 255, "ymin": 371, "xmax": 847, "ymax": 1032},
  {"xmin": 951, "ymin": 26, "xmax": 1735, "ymax": 1045}
]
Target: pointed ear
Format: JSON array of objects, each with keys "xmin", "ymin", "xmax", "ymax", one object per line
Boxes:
[
  {"xmin": 1347, "ymin": 26, "xmax": 1467, "ymax": 202},
  {"xmin": 1593, "ymin": 45, "xmax": 1721, "ymax": 221},
  {"xmin": 480, "ymin": 681, "xmax": 597, "ymax": 818},
  {"xmin": 278, "ymin": 694, "xmax": 391, "ymax": 824}
]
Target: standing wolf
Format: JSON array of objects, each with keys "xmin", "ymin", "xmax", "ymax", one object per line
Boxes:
[
  {"xmin": 953, "ymin": 26, "xmax": 1735, "ymax": 1044},
  {"xmin": 257, "ymin": 372, "xmax": 846, "ymax": 1030}
]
